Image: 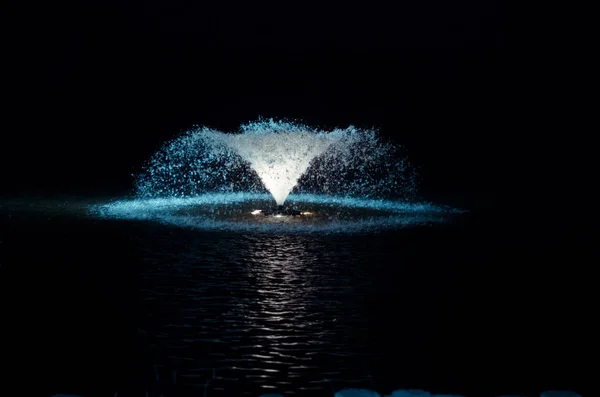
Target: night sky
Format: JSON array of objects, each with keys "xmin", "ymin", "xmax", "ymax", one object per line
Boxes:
[{"xmin": 5, "ymin": 1, "xmax": 512, "ymax": 202}]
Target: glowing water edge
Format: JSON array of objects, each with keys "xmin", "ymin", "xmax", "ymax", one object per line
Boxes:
[
  {"xmin": 93, "ymin": 120, "xmax": 463, "ymax": 233},
  {"xmin": 94, "ymin": 193, "xmax": 460, "ymax": 234}
]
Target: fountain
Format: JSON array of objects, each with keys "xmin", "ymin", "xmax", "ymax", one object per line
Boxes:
[
  {"xmin": 92, "ymin": 119, "xmax": 462, "ymax": 233},
  {"xmin": 222, "ymin": 123, "xmax": 340, "ymax": 206}
]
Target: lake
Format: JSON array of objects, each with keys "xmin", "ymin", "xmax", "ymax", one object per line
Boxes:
[{"xmin": 0, "ymin": 196, "xmax": 589, "ymax": 397}]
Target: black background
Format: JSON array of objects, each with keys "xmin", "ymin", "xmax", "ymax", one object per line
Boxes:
[
  {"xmin": 5, "ymin": 1, "xmax": 513, "ymax": 201},
  {"xmin": 2, "ymin": 2, "xmax": 595, "ymax": 396}
]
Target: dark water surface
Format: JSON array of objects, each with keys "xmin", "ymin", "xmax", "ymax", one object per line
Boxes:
[{"xmin": 0, "ymin": 198, "xmax": 591, "ymax": 397}]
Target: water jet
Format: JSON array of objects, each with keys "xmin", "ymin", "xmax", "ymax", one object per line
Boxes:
[
  {"xmin": 259, "ymin": 205, "xmax": 303, "ymax": 217},
  {"xmin": 92, "ymin": 119, "xmax": 463, "ymax": 233}
]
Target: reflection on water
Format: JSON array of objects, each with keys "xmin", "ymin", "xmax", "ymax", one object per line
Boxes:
[
  {"xmin": 1, "ymin": 200, "xmax": 585, "ymax": 397},
  {"xmin": 135, "ymin": 229, "xmax": 377, "ymax": 395},
  {"xmin": 244, "ymin": 235, "xmax": 319, "ymax": 341}
]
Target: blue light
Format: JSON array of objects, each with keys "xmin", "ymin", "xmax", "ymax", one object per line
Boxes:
[
  {"xmin": 90, "ymin": 193, "xmax": 463, "ymax": 234},
  {"xmin": 92, "ymin": 119, "xmax": 464, "ymax": 233},
  {"xmin": 135, "ymin": 120, "xmax": 418, "ymax": 205}
]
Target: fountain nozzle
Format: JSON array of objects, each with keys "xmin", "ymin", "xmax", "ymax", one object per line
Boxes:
[{"xmin": 260, "ymin": 204, "xmax": 302, "ymax": 217}]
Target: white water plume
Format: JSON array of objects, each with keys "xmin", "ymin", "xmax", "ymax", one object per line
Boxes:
[{"xmin": 135, "ymin": 119, "xmax": 417, "ymax": 206}]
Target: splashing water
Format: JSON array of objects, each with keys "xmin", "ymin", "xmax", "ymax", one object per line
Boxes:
[
  {"xmin": 136, "ymin": 119, "xmax": 418, "ymax": 206},
  {"xmin": 90, "ymin": 120, "xmax": 464, "ymax": 233},
  {"xmin": 223, "ymin": 125, "xmax": 338, "ymax": 205},
  {"xmin": 93, "ymin": 192, "xmax": 463, "ymax": 235}
]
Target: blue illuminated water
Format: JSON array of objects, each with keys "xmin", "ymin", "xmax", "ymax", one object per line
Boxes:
[
  {"xmin": 91, "ymin": 193, "xmax": 462, "ymax": 234},
  {"xmin": 135, "ymin": 119, "xmax": 417, "ymax": 206},
  {"xmin": 99, "ymin": 119, "xmax": 452, "ymax": 233}
]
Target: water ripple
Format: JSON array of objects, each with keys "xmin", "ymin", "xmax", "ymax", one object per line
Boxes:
[
  {"xmin": 132, "ymin": 229, "xmax": 380, "ymax": 395},
  {"xmin": 91, "ymin": 193, "xmax": 463, "ymax": 235}
]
